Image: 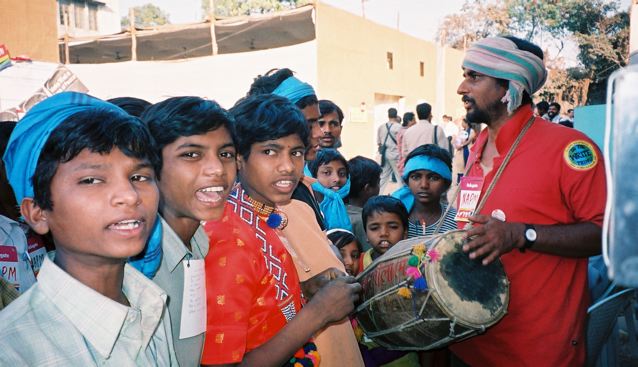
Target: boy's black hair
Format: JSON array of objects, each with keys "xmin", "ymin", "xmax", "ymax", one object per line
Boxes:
[
  {"xmin": 247, "ymin": 68, "xmax": 318, "ymax": 110},
  {"xmin": 327, "ymin": 230, "xmax": 361, "ymax": 252},
  {"xmin": 33, "ymin": 108, "xmax": 160, "ymax": 210},
  {"xmin": 230, "ymin": 94, "xmax": 309, "ymax": 160},
  {"xmin": 416, "ymin": 103, "xmax": 432, "ymax": 120},
  {"xmin": 140, "ymin": 96, "xmax": 234, "ymax": 176},
  {"xmin": 402, "ymin": 112, "xmax": 415, "ymax": 127},
  {"xmin": 549, "ymin": 102, "xmax": 561, "ymax": 111},
  {"xmin": 107, "ymin": 97, "xmax": 151, "ymax": 117},
  {"xmin": 362, "ymin": 195, "xmax": 409, "ymax": 230},
  {"xmin": 308, "ymin": 148, "xmax": 348, "ymax": 178},
  {"xmin": 0, "ymin": 122, "xmax": 17, "ymax": 156},
  {"xmin": 347, "ymin": 156, "xmax": 381, "ymax": 199},
  {"xmin": 319, "ymin": 100, "xmax": 344, "ymax": 123},
  {"xmin": 387, "ymin": 108, "xmax": 398, "ymax": 119},
  {"xmin": 404, "ymin": 144, "xmax": 453, "ymax": 189}
]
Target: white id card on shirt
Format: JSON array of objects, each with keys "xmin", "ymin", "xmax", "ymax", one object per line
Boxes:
[{"xmin": 179, "ymin": 258, "xmax": 206, "ymax": 339}]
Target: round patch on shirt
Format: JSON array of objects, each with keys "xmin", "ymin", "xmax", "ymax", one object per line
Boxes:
[{"xmin": 564, "ymin": 140, "xmax": 598, "ymax": 171}]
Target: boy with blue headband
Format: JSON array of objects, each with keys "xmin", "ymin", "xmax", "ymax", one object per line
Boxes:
[
  {"xmin": 0, "ymin": 92, "xmax": 177, "ymax": 365},
  {"xmin": 392, "ymin": 144, "xmax": 457, "ymax": 238}
]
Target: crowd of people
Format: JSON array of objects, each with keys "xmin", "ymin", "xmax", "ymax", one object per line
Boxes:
[{"xmin": 0, "ymin": 35, "xmax": 606, "ymax": 367}]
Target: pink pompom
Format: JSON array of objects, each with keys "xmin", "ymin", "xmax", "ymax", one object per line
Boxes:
[{"xmin": 405, "ymin": 266, "xmax": 421, "ymax": 279}]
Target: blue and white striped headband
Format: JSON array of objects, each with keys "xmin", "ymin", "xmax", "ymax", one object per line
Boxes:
[{"xmin": 463, "ymin": 36, "xmax": 547, "ymax": 114}]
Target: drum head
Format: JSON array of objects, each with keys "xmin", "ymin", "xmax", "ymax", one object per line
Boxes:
[{"xmin": 426, "ymin": 230, "xmax": 509, "ymax": 328}]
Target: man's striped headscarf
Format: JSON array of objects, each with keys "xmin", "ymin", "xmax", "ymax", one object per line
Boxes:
[{"xmin": 463, "ymin": 36, "xmax": 547, "ymax": 115}]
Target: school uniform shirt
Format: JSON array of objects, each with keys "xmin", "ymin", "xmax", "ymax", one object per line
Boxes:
[
  {"xmin": 201, "ymin": 204, "xmax": 302, "ymax": 364},
  {"xmin": 450, "ymin": 105, "xmax": 606, "ymax": 367},
  {"xmin": 0, "ymin": 257, "xmax": 177, "ymax": 366},
  {"xmin": 152, "ymin": 217, "xmax": 209, "ymax": 366}
]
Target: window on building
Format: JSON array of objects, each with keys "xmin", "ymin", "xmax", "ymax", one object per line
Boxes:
[
  {"xmin": 387, "ymin": 52, "xmax": 394, "ymax": 70},
  {"xmin": 420, "ymin": 61, "xmax": 425, "ymax": 77},
  {"xmin": 59, "ymin": 3, "xmax": 69, "ymax": 26},
  {"xmin": 89, "ymin": 5, "xmax": 98, "ymax": 31},
  {"xmin": 74, "ymin": 3, "xmax": 84, "ymax": 29}
]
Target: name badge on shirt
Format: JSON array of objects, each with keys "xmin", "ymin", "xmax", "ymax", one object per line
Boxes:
[
  {"xmin": 455, "ymin": 176, "xmax": 485, "ymax": 222},
  {"xmin": 179, "ymin": 258, "xmax": 206, "ymax": 339}
]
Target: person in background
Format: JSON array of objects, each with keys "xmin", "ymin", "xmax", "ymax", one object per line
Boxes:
[
  {"xmin": 377, "ymin": 108, "xmax": 402, "ymax": 194},
  {"xmin": 318, "ymin": 99, "xmax": 344, "ymax": 149},
  {"xmin": 107, "ymin": 96, "xmax": 152, "ymax": 117},
  {"xmin": 345, "ymin": 156, "xmax": 381, "ymax": 252},
  {"xmin": 308, "ymin": 148, "xmax": 352, "ymax": 231},
  {"xmin": 397, "ymin": 111, "xmax": 416, "ymax": 176}
]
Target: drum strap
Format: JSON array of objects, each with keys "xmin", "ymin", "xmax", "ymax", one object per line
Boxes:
[{"xmin": 435, "ymin": 116, "xmax": 535, "ymax": 233}]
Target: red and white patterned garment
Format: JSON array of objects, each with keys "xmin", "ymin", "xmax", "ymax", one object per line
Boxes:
[{"xmin": 201, "ymin": 185, "xmax": 303, "ymax": 364}]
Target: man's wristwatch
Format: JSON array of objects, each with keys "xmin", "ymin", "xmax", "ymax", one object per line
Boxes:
[{"xmin": 520, "ymin": 224, "xmax": 537, "ymax": 253}]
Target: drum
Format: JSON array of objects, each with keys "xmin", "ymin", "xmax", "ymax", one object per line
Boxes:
[{"xmin": 354, "ymin": 230, "xmax": 509, "ymax": 350}]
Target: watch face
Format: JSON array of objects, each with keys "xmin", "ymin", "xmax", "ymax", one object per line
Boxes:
[{"xmin": 525, "ymin": 228, "xmax": 537, "ymax": 242}]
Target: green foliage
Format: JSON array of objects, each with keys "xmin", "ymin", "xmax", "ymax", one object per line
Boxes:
[
  {"xmin": 201, "ymin": 0, "xmax": 312, "ymax": 17},
  {"xmin": 121, "ymin": 3, "xmax": 171, "ymax": 28}
]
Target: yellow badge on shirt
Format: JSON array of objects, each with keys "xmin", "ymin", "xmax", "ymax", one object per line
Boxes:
[{"xmin": 564, "ymin": 140, "xmax": 598, "ymax": 171}]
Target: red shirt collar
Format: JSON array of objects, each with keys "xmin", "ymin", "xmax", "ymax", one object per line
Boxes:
[{"xmin": 471, "ymin": 105, "xmax": 535, "ymax": 160}]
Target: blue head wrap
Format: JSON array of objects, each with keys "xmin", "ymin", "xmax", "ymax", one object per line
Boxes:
[
  {"xmin": 311, "ymin": 178, "xmax": 353, "ymax": 231},
  {"xmin": 272, "ymin": 76, "xmax": 316, "ymax": 105},
  {"xmin": 392, "ymin": 155, "xmax": 452, "ymax": 212},
  {"xmin": 3, "ymin": 91, "xmax": 163, "ymax": 278}
]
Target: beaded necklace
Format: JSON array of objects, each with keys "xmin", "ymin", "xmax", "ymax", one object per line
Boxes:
[{"xmin": 244, "ymin": 194, "xmax": 289, "ymax": 230}]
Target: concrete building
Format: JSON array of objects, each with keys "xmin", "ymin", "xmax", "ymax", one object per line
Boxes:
[
  {"xmin": 57, "ymin": 0, "xmax": 121, "ymax": 38},
  {"xmin": 0, "ymin": 0, "xmax": 59, "ymax": 62}
]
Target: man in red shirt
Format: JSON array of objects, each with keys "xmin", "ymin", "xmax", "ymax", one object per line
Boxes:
[{"xmin": 451, "ymin": 36, "xmax": 606, "ymax": 366}]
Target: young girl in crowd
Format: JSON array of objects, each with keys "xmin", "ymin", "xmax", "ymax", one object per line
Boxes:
[
  {"xmin": 360, "ymin": 195, "xmax": 408, "ymax": 270},
  {"xmin": 326, "ymin": 229, "xmax": 361, "ymax": 276},
  {"xmin": 392, "ymin": 144, "xmax": 457, "ymax": 239},
  {"xmin": 309, "ymin": 148, "xmax": 353, "ymax": 231}
]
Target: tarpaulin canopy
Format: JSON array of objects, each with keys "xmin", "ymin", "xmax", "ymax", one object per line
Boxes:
[{"xmin": 59, "ymin": 4, "xmax": 316, "ymax": 64}]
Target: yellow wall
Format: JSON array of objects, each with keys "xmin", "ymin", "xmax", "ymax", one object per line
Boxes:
[
  {"xmin": 315, "ymin": 2, "xmax": 463, "ymax": 159},
  {"xmin": 442, "ymin": 46, "xmax": 466, "ymax": 120},
  {"xmin": 0, "ymin": 0, "xmax": 58, "ymax": 62}
]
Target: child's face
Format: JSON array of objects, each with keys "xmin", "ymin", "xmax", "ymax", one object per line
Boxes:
[
  {"xmin": 159, "ymin": 127, "xmax": 236, "ymax": 223},
  {"xmin": 317, "ymin": 160, "xmax": 347, "ymax": 191},
  {"xmin": 339, "ymin": 241, "xmax": 361, "ymax": 276},
  {"xmin": 407, "ymin": 169, "xmax": 447, "ymax": 207},
  {"xmin": 36, "ymin": 148, "xmax": 159, "ymax": 260},
  {"xmin": 238, "ymin": 134, "xmax": 305, "ymax": 206},
  {"xmin": 365, "ymin": 211, "xmax": 406, "ymax": 255}
]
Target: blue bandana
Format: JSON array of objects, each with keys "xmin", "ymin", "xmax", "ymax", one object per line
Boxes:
[
  {"xmin": 311, "ymin": 178, "xmax": 352, "ymax": 231},
  {"xmin": 3, "ymin": 91, "xmax": 163, "ymax": 278},
  {"xmin": 393, "ymin": 155, "xmax": 452, "ymax": 212},
  {"xmin": 272, "ymin": 76, "xmax": 316, "ymax": 104}
]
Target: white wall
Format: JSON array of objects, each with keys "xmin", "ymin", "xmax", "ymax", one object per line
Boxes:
[{"xmin": 67, "ymin": 41, "xmax": 319, "ymax": 108}]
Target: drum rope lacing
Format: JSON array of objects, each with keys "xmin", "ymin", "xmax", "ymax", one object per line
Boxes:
[{"xmin": 434, "ymin": 115, "xmax": 535, "ymax": 234}]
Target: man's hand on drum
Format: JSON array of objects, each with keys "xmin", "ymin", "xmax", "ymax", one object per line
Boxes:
[
  {"xmin": 463, "ymin": 214, "xmax": 525, "ymax": 265},
  {"xmin": 306, "ymin": 275, "xmax": 362, "ymax": 325}
]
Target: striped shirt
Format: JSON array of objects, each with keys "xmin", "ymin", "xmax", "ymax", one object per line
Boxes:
[{"xmin": 407, "ymin": 205, "xmax": 458, "ymax": 238}]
